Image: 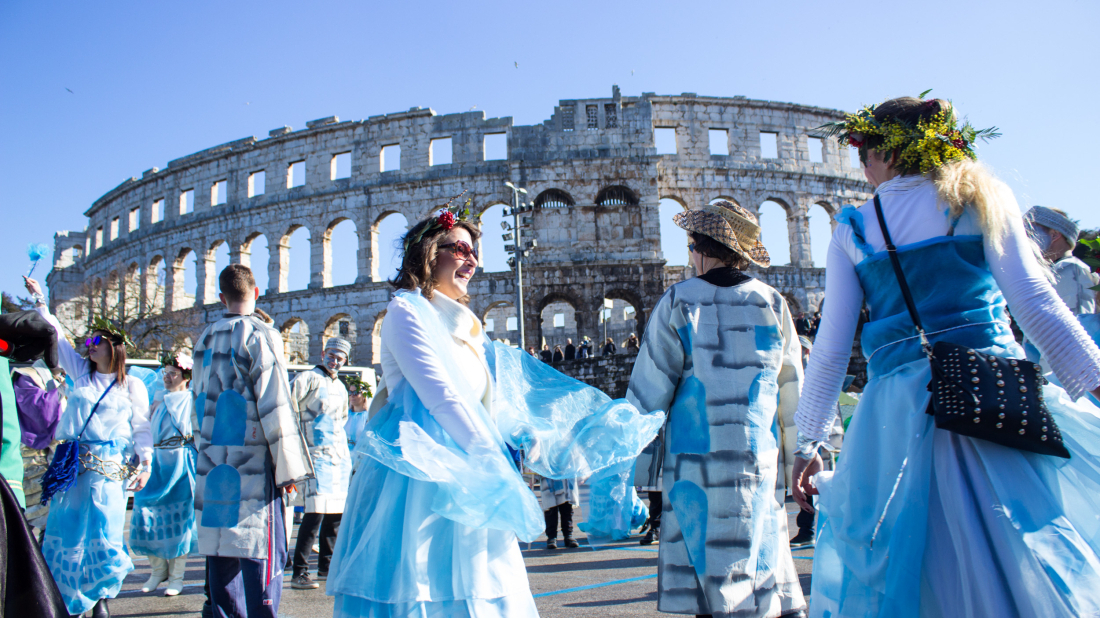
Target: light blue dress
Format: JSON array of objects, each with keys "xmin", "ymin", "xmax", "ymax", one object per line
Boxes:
[
  {"xmin": 327, "ymin": 290, "xmax": 664, "ymax": 618},
  {"xmin": 129, "ymin": 389, "xmax": 198, "ymax": 559},
  {"xmin": 345, "ymin": 409, "xmax": 368, "ymax": 468},
  {"xmin": 811, "ymin": 231, "xmax": 1100, "ymax": 617},
  {"xmin": 42, "ymin": 380, "xmax": 138, "ymax": 615}
]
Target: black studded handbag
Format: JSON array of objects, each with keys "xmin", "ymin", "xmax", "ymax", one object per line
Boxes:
[{"xmin": 872, "ymin": 195, "xmax": 1069, "ymax": 459}]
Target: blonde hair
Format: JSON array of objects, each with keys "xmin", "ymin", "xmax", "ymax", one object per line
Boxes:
[{"xmin": 931, "ymin": 158, "xmax": 1014, "ymax": 255}]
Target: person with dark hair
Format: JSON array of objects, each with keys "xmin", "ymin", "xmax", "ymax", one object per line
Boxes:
[
  {"xmin": 24, "ymin": 277, "xmax": 153, "ymax": 618},
  {"xmin": 552, "ymin": 345, "xmax": 564, "ymax": 364},
  {"xmin": 288, "ymin": 337, "xmax": 353, "ymax": 590},
  {"xmin": 795, "ymin": 95, "xmax": 1100, "ymax": 616},
  {"xmin": 564, "ymin": 338, "xmax": 576, "ymax": 360},
  {"xmin": 325, "ymin": 198, "xmax": 663, "ymax": 617},
  {"xmin": 625, "ymin": 200, "xmax": 806, "ymax": 617},
  {"xmin": 130, "ymin": 351, "xmax": 198, "ymax": 597},
  {"xmin": 192, "ymin": 264, "xmax": 311, "ymax": 618},
  {"xmin": 600, "ymin": 337, "xmax": 616, "ymax": 356},
  {"xmin": 540, "ymin": 344, "xmax": 552, "ymax": 363}
]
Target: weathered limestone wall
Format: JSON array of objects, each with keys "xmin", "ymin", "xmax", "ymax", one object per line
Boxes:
[{"xmin": 47, "ymin": 87, "xmax": 871, "ymax": 372}]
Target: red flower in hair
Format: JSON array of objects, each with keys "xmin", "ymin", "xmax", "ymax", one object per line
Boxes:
[
  {"xmin": 949, "ymin": 132, "xmax": 967, "ymax": 150},
  {"xmin": 848, "ymin": 135, "xmax": 864, "ymax": 148},
  {"xmin": 437, "ymin": 211, "xmax": 456, "ymax": 230}
]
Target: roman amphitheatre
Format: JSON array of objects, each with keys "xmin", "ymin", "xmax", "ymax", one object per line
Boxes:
[{"xmin": 46, "ymin": 86, "xmax": 871, "ymax": 371}]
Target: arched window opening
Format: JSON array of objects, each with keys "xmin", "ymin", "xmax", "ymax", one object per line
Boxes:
[
  {"xmin": 595, "ymin": 185, "xmax": 639, "ymax": 207},
  {"xmin": 324, "ymin": 314, "xmax": 356, "ymax": 357},
  {"xmin": 281, "ymin": 318, "xmax": 310, "ymax": 364},
  {"xmin": 534, "ymin": 189, "xmax": 575, "ymax": 209},
  {"xmin": 808, "ymin": 203, "xmax": 835, "ymax": 268},
  {"xmin": 373, "ymin": 213, "xmax": 409, "ymax": 282},
  {"xmin": 757, "ymin": 201, "xmax": 791, "ymax": 266},
  {"xmin": 328, "ymin": 219, "xmax": 359, "ymax": 287},
  {"xmin": 539, "ymin": 301, "xmax": 577, "ymax": 356},
  {"xmin": 122, "ymin": 263, "xmax": 141, "ymax": 320},
  {"xmin": 286, "ymin": 226, "xmax": 310, "ymax": 292},
  {"xmin": 147, "ymin": 256, "xmax": 166, "ymax": 313},
  {"xmin": 178, "ymin": 248, "xmax": 198, "ymax": 309},
  {"xmin": 599, "ymin": 297, "xmax": 640, "ymax": 353},
  {"xmin": 659, "ymin": 198, "xmax": 689, "ymax": 267},
  {"xmin": 482, "ymin": 302, "xmax": 518, "ymax": 346},
  {"xmin": 370, "ymin": 312, "xmax": 386, "ymax": 366},
  {"xmin": 245, "ymin": 234, "xmax": 271, "ymax": 295},
  {"xmin": 478, "ymin": 204, "xmax": 509, "ymax": 272}
]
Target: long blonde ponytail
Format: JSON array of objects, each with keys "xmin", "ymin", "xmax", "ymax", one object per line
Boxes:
[{"xmin": 931, "ymin": 158, "xmax": 1015, "ymax": 255}]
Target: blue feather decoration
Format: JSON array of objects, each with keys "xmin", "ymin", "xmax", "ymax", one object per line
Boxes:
[{"xmin": 26, "ymin": 242, "xmax": 51, "ymax": 277}]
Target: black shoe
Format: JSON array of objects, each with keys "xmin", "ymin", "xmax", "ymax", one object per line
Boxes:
[
  {"xmin": 563, "ymin": 537, "xmax": 579, "ymax": 549},
  {"xmin": 545, "ymin": 538, "xmax": 558, "ymax": 550},
  {"xmin": 317, "ymin": 570, "xmax": 328, "ymax": 579},
  {"xmin": 640, "ymin": 527, "xmax": 659, "ymax": 545},
  {"xmin": 92, "ymin": 598, "xmax": 109, "ymax": 618},
  {"xmin": 789, "ymin": 529, "xmax": 815, "ymax": 548},
  {"xmin": 291, "ymin": 574, "xmax": 320, "ymax": 589}
]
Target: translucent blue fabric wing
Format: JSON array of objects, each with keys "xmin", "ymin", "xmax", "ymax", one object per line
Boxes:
[
  {"xmin": 128, "ymin": 366, "xmax": 163, "ymax": 406},
  {"xmin": 486, "ymin": 341, "xmax": 665, "ymax": 482}
]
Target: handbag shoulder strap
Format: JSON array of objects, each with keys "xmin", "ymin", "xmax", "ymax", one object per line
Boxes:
[
  {"xmin": 872, "ymin": 195, "xmax": 933, "ymax": 356},
  {"xmin": 77, "ymin": 378, "xmax": 117, "ymax": 440}
]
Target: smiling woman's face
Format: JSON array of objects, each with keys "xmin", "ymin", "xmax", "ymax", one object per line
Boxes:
[{"xmin": 432, "ymin": 227, "xmax": 478, "ymax": 300}]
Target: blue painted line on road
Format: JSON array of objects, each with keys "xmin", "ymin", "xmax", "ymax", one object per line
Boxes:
[
  {"xmin": 533, "ymin": 573, "xmax": 658, "ymax": 598},
  {"xmin": 793, "ymin": 556, "xmax": 814, "ymax": 560}
]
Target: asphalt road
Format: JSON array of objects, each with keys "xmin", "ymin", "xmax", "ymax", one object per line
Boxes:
[{"xmin": 109, "ymin": 500, "xmax": 814, "ymax": 618}]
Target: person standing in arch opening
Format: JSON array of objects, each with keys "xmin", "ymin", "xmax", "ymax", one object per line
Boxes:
[
  {"xmin": 325, "ymin": 198, "xmax": 663, "ymax": 617},
  {"xmin": 191, "ymin": 264, "xmax": 311, "ymax": 618},
  {"xmin": 288, "ymin": 336, "xmax": 353, "ymax": 590}
]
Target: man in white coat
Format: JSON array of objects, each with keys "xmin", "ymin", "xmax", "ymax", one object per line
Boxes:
[{"xmin": 288, "ymin": 337, "xmax": 352, "ymax": 589}]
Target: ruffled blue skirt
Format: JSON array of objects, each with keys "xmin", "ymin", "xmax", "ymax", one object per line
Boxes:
[
  {"xmin": 811, "ymin": 350, "xmax": 1100, "ymax": 618},
  {"xmin": 129, "ymin": 445, "xmax": 198, "ymax": 559}
]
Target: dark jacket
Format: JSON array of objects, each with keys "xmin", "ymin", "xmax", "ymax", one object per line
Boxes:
[{"xmin": 564, "ymin": 344, "xmax": 576, "ymax": 360}]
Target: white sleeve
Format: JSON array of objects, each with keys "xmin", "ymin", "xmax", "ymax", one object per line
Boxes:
[
  {"xmin": 795, "ymin": 226, "xmax": 865, "ymax": 443},
  {"xmin": 986, "ymin": 216, "xmax": 1100, "ymax": 399},
  {"xmin": 128, "ymin": 378, "xmax": 153, "ymax": 462},
  {"xmin": 380, "ymin": 298, "xmax": 488, "ymax": 450},
  {"xmin": 34, "ymin": 305, "xmax": 89, "ymax": 381}
]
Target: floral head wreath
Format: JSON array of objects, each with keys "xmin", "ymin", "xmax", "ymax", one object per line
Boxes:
[
  {"xmin": 342, "ymin": 374, "xmax": 373, "ymax": 398},
  {"xmin": 403, "ymin": 190, "xmax": 473, "ymax": 254},
  {"xmin": 90, "ymin": 316, "xmax": 135, "ymax": 350},
  {"xmin": 160, "ymin": 351, "xmax": 194, "ymax": 373},
  {"xmin": 817, "ymin": 90, "xmax": 1001, "ymax": 174}
]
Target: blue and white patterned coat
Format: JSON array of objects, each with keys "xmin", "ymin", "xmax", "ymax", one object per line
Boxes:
[
  {"xmin": 290, "ymin": 367, "xmax": 351, "ymax": 513},
  {"xmin": 626, "ymin": 276, "xmax": 805, "ymax": 617},
  {"xmin": 192, "ymin": 314, "xmax": 312, "ymax": 560}
]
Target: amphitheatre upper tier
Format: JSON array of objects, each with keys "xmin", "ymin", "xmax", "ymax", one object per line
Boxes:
[{"xmin": 47, "ymin": 86, "xmax": 871, "ymax": 365}]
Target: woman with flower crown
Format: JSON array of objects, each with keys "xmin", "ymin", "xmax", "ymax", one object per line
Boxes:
[
  {"xmin": 129, "ymin": 351, "xmax": 199, "ymax": 597},
  {"xmin": 24, "ymin": 276, "xmax": 153, "ymax": 618},
  {"xmin": 325, "ymin": 199, "xmax": 664, "ymax": 617},
  {"xmin": 792, "ymin": 96, "xmax": 1100, "ymax": 617}
]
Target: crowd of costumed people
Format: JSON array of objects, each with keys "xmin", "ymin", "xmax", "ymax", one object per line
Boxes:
[{"xmin": 0, "ymin": 89, "xmax": 1097, "ymax": 618}]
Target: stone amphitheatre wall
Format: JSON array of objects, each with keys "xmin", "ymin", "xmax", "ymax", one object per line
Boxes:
[{"xmin": 47, "ymin": 86, "xmax": 871, "ymax": 371}]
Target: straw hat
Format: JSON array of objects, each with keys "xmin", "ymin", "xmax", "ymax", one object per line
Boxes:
[{"xmin": 673, "ymin": 200, "xmax": 771, "ymax": 268}]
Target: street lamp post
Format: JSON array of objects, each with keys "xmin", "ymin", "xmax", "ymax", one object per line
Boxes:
[{"xmin": 503, "ymin": 181, "xmax": 530, "ymax": 349}]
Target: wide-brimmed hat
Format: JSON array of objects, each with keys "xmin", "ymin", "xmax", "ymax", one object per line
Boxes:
[{"xmin": 673, "ymin": 200, "xmax": 771, "ymax": 268}]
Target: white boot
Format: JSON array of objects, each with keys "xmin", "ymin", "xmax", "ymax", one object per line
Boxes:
[
  {"xmin": 164, "ymin": 556, "xmax": 187, "ymax": 596},
  {"xmin": 141, "ymin": 556, "xmax": 169, "ymax": 592}
]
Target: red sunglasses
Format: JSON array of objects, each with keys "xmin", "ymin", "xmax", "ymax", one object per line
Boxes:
[{"xmin": 439, "ymin": 240, "xmax": 479, "ymax": 262}]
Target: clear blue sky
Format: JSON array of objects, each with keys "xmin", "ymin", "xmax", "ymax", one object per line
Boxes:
[{"xmin": 3, "ymin": 0, "xmax": 1097, "ymax": 301}]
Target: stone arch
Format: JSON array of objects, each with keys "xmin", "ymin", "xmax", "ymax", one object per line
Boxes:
[
  {"xmin": 171, "ymin": 247, "xmax": 197, "ymax": 310},
  {"xmin": 480, "ymin": 300, "xmax": 518, "ymax": 345},
  {"xmin": 201, "ymin": 239, "xmax": 230, "ymax": 305},
  {"xmin": 601, "ymin": 287, "xmax": 646, "ymax": 344},
  {"xmin": 146, "ymin": 254, "xmax": 166, "ymax": 313},
  {"xmin": 122, "ymin": 262, "xmax": 140, "ymax": 319},
  {"xmin": 278, "ymin": 223, "xmax": 311, "ymax": 293},
  {"xmin": 709, "ymin": 195, "xmax": 742, "ymax": 207},
  {"xmin": 807, "ymin": 200, "xmax": 837, "ymax": 268},
  {"xmin": 533, "ymin": 188, "xmax": 575, "ymax": 209},
  {"xmin": 241, "ymin": 232, "xmax": 271, "ymax": 295},
  {"xmin": 476, "ymin": 201, "xmax": 511, "ymax": 273},
  {"xmin": 758, "ymin": 199, "xmax": 793, "ymax": 266},
  {"xmin": 658, "ymin": 194, "xmax": 688, "ymax": 209},
  {"xmin": 105, "ymin": 270, "xmax": 121, "ymax": 319},
  {"xmin": 371, "ymin": 211, "xmax": 408, "ymax": 283},
  {"xmin": 370, "ymin": 310, "xmax": 387, "ymax": 366},
  {"xmin": 595, "ymin": 185, "xmax": 640, "ymax": 207},
  {"xmin": 324, "ymin": 216, "xmax": 360, "ymax": 287},
  {"xmin": 781, "ymin": 292, "xmax": 803, "ymax": 316},
  {"xmin": 280, "ymin": 317, "xmax": 310, "ymax": 363},
  {"xmin": 323, "ymin": 313, "xmax": 357, "ymax": 360},
  {"xmin": 537, "ymin": 293, "xmax": 580, "ymax": 352},
  {"xmin": 658, "ymin": 197, "xmax": 691, "ymax": 267}
]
